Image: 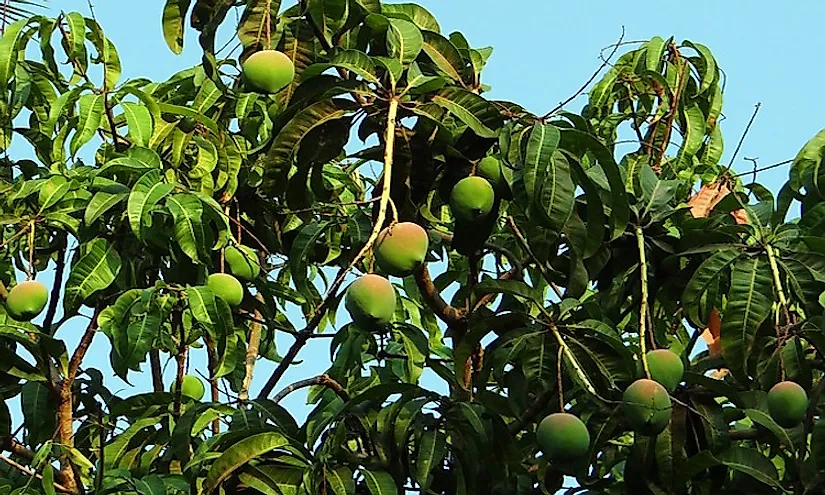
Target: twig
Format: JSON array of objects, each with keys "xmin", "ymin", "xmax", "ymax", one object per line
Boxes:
[
  {"xmin": 636, "ymin": 226, "xmax": 651, "ymax": 378},
  {"xmin": 67, "ymin": 307, "xmax": 102, "ymax": 382},
  {"xmin": 505, "ymin": 216, "xmax": 563, "ymax": 299},
  {"xmin": 508, "ymin": 387, "xmax": 556, "ymax": 434},
  {"xmin": 0, "ymin": 455, "xmax": 75, "ymax": 494},
  {"xmin": 413, "ymin": 264, "xmax": 465, "ymax": 328},
  {"xmin": 226, "ymin": 215, "xmax": 271, "ymax": 257},
  {"xmin": 541, "ymin": 27, "xmax": 625, "ymax": 120},
  {"xmin": 42, "ymin": 237, "xmax": 66, "ymax": 335},
  {"xmin": 731, "ymin": 158, "xmax": 793, "ymax": 178},
  {"xmin": 257, "ymin": 98, "xmax": 400, "ymax": 399},
  {"xmin": 272, "ymin": 374, "xmax": 349, "ymax": 404},
  {"xmin": 724, "ymin": 102, "xmax": 761, "ymax": 174},
  {"xmin": 239, "ymin": 296, "xmax": 264, "ymax": 403},
  {"xmin": 149, "ymin": 350, "xmax": 163, "ymax": 392}
]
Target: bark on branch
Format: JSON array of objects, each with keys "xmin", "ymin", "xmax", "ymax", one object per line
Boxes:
[{"xmin": 272, "ymin": 374, "xmax": 349, "ymax": 404}]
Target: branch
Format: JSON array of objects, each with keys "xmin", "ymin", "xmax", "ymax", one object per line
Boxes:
[
  {"xmin": 66, "ymin": 307, "xmax": 102, "ymax": 383},
  {"xmin": 0, "ymin": 455, "xmax": 75, "ymax": 494},
  {"xmin": 728, "ymin": 428, "xmax": 760, "ymax": 441},
  {"xmin": 540, "ymin": 27, "xmax": 625, "ymax": 120},
  {"xmin": 636, "ymin": 226, "xmax": 651, "ymax": 377},
  {"xmin": 149, "ymin": 350, "xmax": 163, "ymax": 392},
  {"xmin": 257, "ymin": 98, "xmax": 401, "ymax": 399},
  {"xmin": 505, "ymin": 216, "xmax": 563, "ymax": 299},
  {"xmin": 272, "ymin": 374, "xmax": 349, "ymax": 404},
  {"xmin": 42, "ymin": 236, "xmax": 66, "ymax": 335},
  {"xmin": 413, "ymin": 264, "xmax": 465, "ymax": 328},
  {"xmin": 508, "ymin": 387, "xmax": 556, "ymax": 434},
  {"xmin": 239, "ymin": 296, "xmax": 263, "ymax": 403}
]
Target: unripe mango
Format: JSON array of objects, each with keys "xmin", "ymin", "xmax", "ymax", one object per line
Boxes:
[
  {"xmin": 207, "ymin": 273, "xmax": 244, "ymax": 307},
  {"xmin": 536, "ymin": 413, "xmax": 591, "ymax": 461},
  {"xmin": 646, "ymin": 349, "xmax": 684, "ymax": 392},
  {"xmin": 622, "ymin": 378, "xmax": 672, "ymax": 436},
  {"xmin": 171, "ymin": 375, "xmax": 206, "ymax": 401},
  {"xmin": 224, "ymin": 245, "xmax": 261, "ymax": 281},
  {"xmin": 450, "ymin": 176, "xmax": 495, "ymax": 222},
  {"xmin": 345, "ymin": 274, "xmax": 396, "ymax": 329},
  {"xmin": 242, "ymin": 50, "xmax": 295, "ymax": 94},
  {"xmin": 374, "ymin": 222, "xmax": 429, "ymax": 277},
  {"xmin": 477, "ymin": 156, "xmax": 507, "ymax": 194},
  {"xmin": 5, "ymin": 280, "xmax": 48, "ymax": 321},
  {"xmin": 768, "ymin": 381, "xmax": 808, "ymax": 428}
]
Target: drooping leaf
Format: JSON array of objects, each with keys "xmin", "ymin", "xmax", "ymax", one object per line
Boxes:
[
  {"xmin": 162, "ymin": 0, "xmax": 193, "ymax": 54},
  {"xmin": 64, "ymin": 238, "xmax": 122, "ymax": 313},
  {"xmin": 204, "ymin": 432, "xmax": 290, "ymax": 492}
]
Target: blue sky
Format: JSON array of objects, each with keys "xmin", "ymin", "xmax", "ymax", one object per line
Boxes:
[{"xmin": 8, "ymin": 0, "xmax": 824, "ymax": 454}]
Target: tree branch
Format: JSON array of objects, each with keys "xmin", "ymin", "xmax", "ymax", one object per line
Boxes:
[
  {"xmin": 239, "ymin": 296, "xmax": 263, "ymax": 404},
  {"xmin": 66, "ymin": 307, "xmax": 102, "ymax": 383},
  {"xmin": 149, "ymin": 350, "xmax": 163, "ymax": 392},
  {"xmin": 43, "ymin": 236, "xmax": 66, "ymax": 335},
  {"xmin": 508, "ymin": 388, "xmax": 556, "ymax": 434},
  {"xmin": 0, "ymin": 455, "xmax": 75, "ymax": 494},
  {"xmin": 258, "ymin": 98, "xmax": 401, "ymax": 399},
  {"xmin": 272, "ymin": 374, "xmax": 349, "ymax": 404},
  {"xmin": 413, "ymin": 264, "xmax": 466, "ymax": 329}
]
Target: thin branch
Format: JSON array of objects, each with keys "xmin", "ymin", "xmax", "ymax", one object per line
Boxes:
[
  {"xmin": 42, "ymin": 236, "xmax": 66, "ymax": 335},
  {"xmin": 239, "ymin": 296, "xmax": 263, "ymax": 403},
  {"xmin": 724, "ymin": 102, "xmax": 761, "ymax": 174},
  {"xmin": 540, "ymin": 27, "xmax": 625, "ymax": 120},
  {"xmin": 508, "ymin": 387, "xmax": 556, "ymax": 434},
  {"xmin": 227, "ymin": 215, "xmax": 271, "ymax": 257},
  {"xmin": 413, "ymin": 264, "xmax": 465, "ymax": 328},
  {"xmin": 636, "ymin": 226, "xmax": 651, "ymax": 378},
  {"xmin": 66, "ymin": 307, "xmax": 102, "ymax": 382},
  {"xmin": 505, "ymin": 216, "xmax": 563, "ymax": 299},
  {"xmin": 0, "ymin": 455, "xmax": 75, "ymax": 494},
  {"xmin": 272, "ymin": 374, "xmax": 349, "ymax": 404},
  {"xmin": 257, "ymin": 98, "xmax": 401, "ymax": 399},
  {"xmin": 149, "ymin": 350, "xmax": 163, "ymax": 392}
]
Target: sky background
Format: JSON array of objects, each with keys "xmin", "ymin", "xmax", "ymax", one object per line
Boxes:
[{"xmin": 6, "ymin": 0, "xmax": 825, "ymax": 475}]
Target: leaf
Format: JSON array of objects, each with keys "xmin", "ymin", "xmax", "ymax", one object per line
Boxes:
[
  {"xmin": 64, "ymin": 238, "xmax": 122, "ymax": 313},
  {"xmin": 122, "ymin": 101, "xmax": 153, "ymax": 147},
  {"xmin": 361, "ymin": 469, "xmax": 398, "ymax": 495},
  {"xmin": 430, "ymin": 87, "xmax": 502, "ymax": 138},
  {"xmin": 473, "ymin": 278, "xmax": 538, "ymax": 303},
  {"xmin": 21, "ymin": 382, "xmax": 54, "ymax": 446},
  {"xmin": 717, "ymin": 446, "xmax": 782, "ymax": 490},
  {"xmin": 289, "ymin": 220, "xmax": 330, "ymax": 287},
  {"xmin": 382, "ymin": 3, "xmax": 440, "ymax": 31},
  {"xmin": 414, "ymin": 429, "xmax": 447, "ymax": 490},
  {"xmin": 676, "ymin": 102, "xmax": 706, "ymax": 168},
  {"xmin": 744, "ymin": 409, "xmax": 795, "ymax": 452},
  {"xmin": 421, "ymin": 31, "xmax": 463, "ymax": 82},
  {"xmin": 326, "ymin": 466, "xmax": 355, "ymax": 495},
  {"xmin": 162, "ymin": 0, "xmax": 193, "ymax": 54},
  {"xmin": 522, "ymin": 123, "xmax": 560, "ymax": 210},
  {"xmin": 85, "ymin": 188, "xmax": 128, "ymax": 225},
  {"xmin": 237, "ymin": 0, "xmax": 281, "ymax": 48},
  {"xmin": 266, "ymin": 99, "xmax": 356, "ymax": 175},
  {"xmin": 682, "ymin": 248, "xmax": 742, "ymax": 323},
  {"xmin": 65, "ymin": 12, "xmax": 87, "ymax": 58},
  {"xmin": 127, "ymin": 169, "xmax": 174, "ymax": 239},
  {"xmin": 38, "ymin": 176, "xmax": 70, "ymax": 213},
  {"xmin": 386, "ymin": 18, "xmax": 423, "ymax": 64},
  {"xmin": 645, "ymin": 36, "xmax": 667, "ymax": 72},
  {"xmin": 166, "ymin": 194, "xmax": 206, "ymax": 262},
  {"xmin": 104, "ymin": 417, "xmax": 162, "ymax": 468},
  {"xmin": 720, "ymin": 257, "xmax": 774, "ymax": 382},
  {"xmin": 204, "ymin": 432, "xmax": 289, "ymax": 493},
  {"xmin": 0, "ymin": 19, "xmax": 29, "ymax": 95},
  {"xmin": 683, "ymin": 40, "xmax": 717, "ymax": 95},
  {"xmin": 85, "ymin": 19, "xmax": 121, "ymax": 91},
  {"xmin": 70, "ymin": 93, "xmax": 105, "ymax": 156}
]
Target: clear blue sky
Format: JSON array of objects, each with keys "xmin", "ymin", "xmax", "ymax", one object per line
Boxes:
[{"xmin": 9, "ymin": 0, "xmax": 824, "ymax": 441}]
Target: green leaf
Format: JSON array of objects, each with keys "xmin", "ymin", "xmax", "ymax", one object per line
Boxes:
[
  {"xmin": 361, "ymin": 469, "xmax": 398, "ymax": 495},
  {"xmin": 86, "ymin": 19, "xmax": 122, "ymax": 91},
  {"xmin": 204, "ymin": 432, "xmax": 290, "ymax": 492},
  {"xmin": 122, "ymin": 102, "xmax": 153, "ymax": 147},
  {"xmin": 21, "ymin": 382, "xmax": 54, "ymax": 446},
  {"xmin": 104, "ymin": 417, "xmax": 162, "ymax": 468},
  {"xmin": 237, "ymin": 0, "xmax": 281, "ymax": 48},
  {"xmin": 266, "ymin": 99, "xmax": 356, "ymax": 175},
  {"xmin": 522, "ymin": 123, "xmax": 560, "ymax": 211},
  {"xmin": 386, "ymin": 18, "xmax": 423, "ymax": 65},
  {"xmin": 162, "ymin": 0, "xmax": 193, "ymax": 54},
  {"xmin": 64, "ymin": 237, "xmax": 122, "ymax": 313},
  {"xmin": 326, "ymin": 466, "xmax": 355, "ymax": 495},
  {"xmin": 85, "ymin": 187, "xmax": 128, "ymax": 225},
  {"xmin": 65, "ymin": 12, "xmax": 87, "ymax": 58},
  {"xmin": 38, "ymin": 176, "xmax": 70, "ymax": 213},
  {"xmin": 382, "ymin": 3, "xmax": 440, "ymax": 31},
  {"xmin": 645, "ymin": 36, "xmax": 667, "ymax": 72},
  {"xmin": 430, "ymin": 88, "xmax": 502, "ymax": 138},
  {"xmin": 744, "ymin": 409, "xmax": 795, "ymax": 452},
  {"xmin": 70, "ymin": 93, "xmax": 105, "ymax": 156},
  {"xmin": 676, "ymin": 102, "xmax": 706, "ymax": 168},
  {"xmin": 414, "ymin": 429, "xmax": 447, "ymax": 490},
  {"xmin": 127, "ymin": 169, "xmax": 174, "ymax": 239},
  {"xmin": 717, "ymin": 446, "xmax": 783, "ymax": 490},
  {"xmin": 720, "ymin": 257, "xmax": 774, "ymax": 382},
  {"xmin": 683, "ymin": 40, "xmax": 717, "ymax": 95},
  {"xmin": 289, "ymin": 221, "xmax": 330, "ymax": 287},
  {"xmin": 474, "ymin": 278, "xmax": 539, "ymax": 303},
  {"xmin": 421, "ymin": 31, "xmax": 463, "ymax": 82},
  {"xmin": 682, "ymin": 248, "xmax": 742, "ymax": 323},
  {"xmin": 243, "ymin": 465, "xmax": 304, "ymax": 495},
  {"xmin": 166, "ymin": 194, "xmax": 206, "ymax": 262},
  {"xmin": 0, "ymin": 19, "xmax": 29, "ymax": 95}
]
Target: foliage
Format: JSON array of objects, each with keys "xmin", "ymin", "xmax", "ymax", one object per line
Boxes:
[{"xmin": 0, "ymin": 2, "xmax": 823, "ymax": 495}]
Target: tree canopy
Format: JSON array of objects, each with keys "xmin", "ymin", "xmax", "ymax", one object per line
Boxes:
[{"xmin": 1, "ymin": 1, "xmax": 825, "ymax": 494}]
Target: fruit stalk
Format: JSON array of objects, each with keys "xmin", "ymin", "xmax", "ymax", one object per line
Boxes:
[
  {"xmin": 765, "ymin": 244, "xmax": 790, "ymax": 323},
  {"xmin": 546, "ymin": 320, "xmax": 599, "ymax": 398},
  {"xmin": 258, "ymin": 98, "xmax": 400, "ymax": 398},
  {"xmin": 636, "ymin": 226, "xmax": 651, "ymax": 379}
]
